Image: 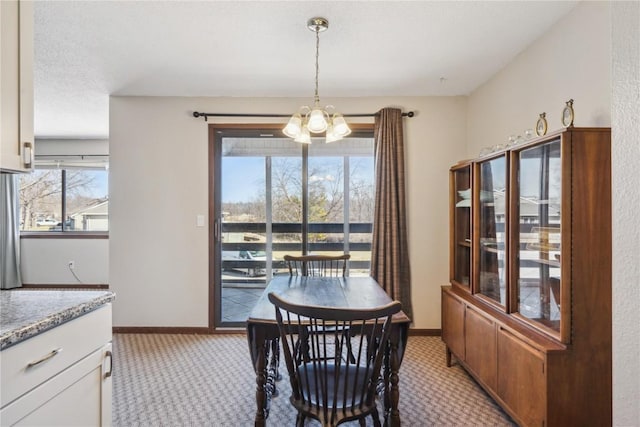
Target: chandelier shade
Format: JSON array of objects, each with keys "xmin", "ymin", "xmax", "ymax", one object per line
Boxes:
[
  {"xmin": 307, "ymin": 109, "xmax": 328, "ymax": 133},
  {"xmin": 331, "ymin": 113, "xmax": 351, "ymax": 137},
  {"xmin": 283, "ymin": 17, "xmax": 351, "ymax": 144},
  {"xmin": 294, "ymin": 127, "xmax": 311, "ymax": 144},
  {"xmin": 283, "ymin": 113, "xmax": 303, "ymax": 138},
  {"xmin": 325, "ymin": 123, "xmax": 341, "ymax": 143}
]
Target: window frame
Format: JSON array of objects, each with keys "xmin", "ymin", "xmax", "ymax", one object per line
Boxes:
[{"xmin": 209, "ymin": 123, "xmax": 375, "ymax": 329}]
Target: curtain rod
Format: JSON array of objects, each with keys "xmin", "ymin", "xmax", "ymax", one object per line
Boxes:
[{"xmin": 192, "ymin": 111, "xmax": 414, "ymax": 122}]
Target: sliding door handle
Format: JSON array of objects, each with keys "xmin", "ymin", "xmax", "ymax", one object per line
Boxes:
[{"xmin": 214, "ymin": 219, "xmax": 221, "ymax": 241}]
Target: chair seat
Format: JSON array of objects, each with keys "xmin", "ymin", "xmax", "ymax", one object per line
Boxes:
[{"xmin": 296, "ymin": 362, "xmax": 372, "ymax": 409}]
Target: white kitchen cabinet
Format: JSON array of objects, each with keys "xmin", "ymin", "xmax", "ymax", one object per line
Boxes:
[
  {"xmin": 0, "ymin": 304, "xmax": 113, "ymax": 426},
  {"xmin": 0, "ymin": 0, "xmax": 34, "ymax": 172}
]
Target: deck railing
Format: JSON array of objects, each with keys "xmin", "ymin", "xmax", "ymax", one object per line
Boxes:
[{"xmin": 221, "ymin": 222, "xmax": 372, "ymax": 278}]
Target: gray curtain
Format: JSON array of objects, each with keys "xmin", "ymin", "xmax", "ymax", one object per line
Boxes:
[
  {"xmin": 1, "ymin": 173, "xmax": 22, "ymax": 289},
  {"xmin": 370, "ymin": 107, "xmax": 412, "ymax": 320}
]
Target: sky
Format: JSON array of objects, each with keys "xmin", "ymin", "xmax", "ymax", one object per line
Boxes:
[
  {"xmin": 222, "ymin": 157, "xmax": 266, "ymax": 203},
  {"xmin": 221, "ymin": 156, "xmax": 375, "ymax": 203}
]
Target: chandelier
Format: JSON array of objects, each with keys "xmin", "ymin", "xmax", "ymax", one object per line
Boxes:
[{"xmin": 283, "ymin": 17, "xmax": 351, "ymax": 144}]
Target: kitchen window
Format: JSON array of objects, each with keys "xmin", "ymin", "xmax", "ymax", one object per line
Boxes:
[{"xmin": 19, "ymin": 156, "xmax": 109, "ymax": 232}]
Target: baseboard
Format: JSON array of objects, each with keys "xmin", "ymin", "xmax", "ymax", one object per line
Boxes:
[
  {"xmin": 113, "ymin": 326, "xmax": 441, "ymax": 336},
  {"xmin": 408, "ymin": 329, "xmax": 441, "ymax": 336},
  {"xmin": 113, "ymin": 326, "xmax": 212, "ymax": 334},
  {"xmin": 21, "ymin": 283, "xmax": 110, "ymax": 289}
]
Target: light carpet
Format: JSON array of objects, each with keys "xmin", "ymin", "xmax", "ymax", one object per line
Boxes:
[{"xmin": 112, "ymin": 334, "xmax": 515, "ymax": 426}]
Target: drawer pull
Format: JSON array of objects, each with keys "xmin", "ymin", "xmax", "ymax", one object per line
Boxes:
[
  {"xmin": 26, "ymin": 348, "xmax": 63, "ymax": 369},
  {"xmin": 104, "ymin": 350, "xmax": 113, "ymax": 379}
]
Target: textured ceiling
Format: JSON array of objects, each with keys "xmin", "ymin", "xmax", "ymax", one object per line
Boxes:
[{"xmin": 34, "ymin": 0, "xmax": 578, "ymax": 138}]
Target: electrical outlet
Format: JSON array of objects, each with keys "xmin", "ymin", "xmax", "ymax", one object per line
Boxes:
[{"xmin": 68, "ymin": 261, "xmax": 75, "ymax": 269}]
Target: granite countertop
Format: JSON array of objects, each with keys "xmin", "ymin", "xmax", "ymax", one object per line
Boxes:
[{"xmin": 0, "ymin": 290, "xmax": 116, "ymax": 350}]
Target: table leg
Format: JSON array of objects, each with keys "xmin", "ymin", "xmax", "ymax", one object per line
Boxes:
[
  {"xmin": 248, "ymin": 325, "xmax": 280, "ymax": 426},
  {"xmin": 266, "ymin": 338, "xmax": 280, "ymax": 396},
  {"xmin": 387, "ymin": 339, "xmax": 401, "ymax": 427},
  {"xmin": 254, "ymin": 339, "xmax": 268, "ymax": 427},
  {"xmin": 383, "ymin": 323, "xmax": 408, "ymax": 427},
  {"xmin": 382, "ymin": 343, "xmax": 391, "ymax": 424}
]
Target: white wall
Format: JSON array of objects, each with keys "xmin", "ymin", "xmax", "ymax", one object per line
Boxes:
[
  {"xmin": 611, "ymin": 2, "xmax": 640, "ymax": 425},
  {"xmin": 467, "ymin": 1, "xmax": 611, "ymax": 155},
  {"xmin": 109, "ymin": 96, "xmax": 467, "ymax": 328},
  {"xmin": 21, "ymin": 238, "xmax": 108, "ymax": 284}
]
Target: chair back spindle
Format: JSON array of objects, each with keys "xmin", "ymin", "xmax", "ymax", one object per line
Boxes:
[{"xmin": 284, "ymin": 254, "xmax": 350, "ymax": 278}]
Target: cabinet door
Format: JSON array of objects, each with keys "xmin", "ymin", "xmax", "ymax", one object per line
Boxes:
[
  {"xmin": 450, "ymin": 163, "xmax": 472, "ymax": 289},
  {"xmin": 0, "ymin": 0, "xmax": 34, "ymax": 173},
  {"xmin": 511, "ymin": 138, "xmax": 565, "ymax": 340},
  {"xmin": 497, "ymin": 328, "xmax": 546, "ymax": 427},
  {"xmin": 442, "ymin": 290, "xmax": 465, "ymax": 364},
  {"xmin": 465, "ymin": 307, "xmax": 497, "ymax": 390},
  {"xmin": 474, "ymin": 154, "xmax": 508, "ymax": 307},
  {"xmin": 1, "ymin": 344, "xmax": 112, "ymax": 426}
]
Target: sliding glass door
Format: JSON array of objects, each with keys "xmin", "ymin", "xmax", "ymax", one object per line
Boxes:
[{"xmin": 210, "ymin": 125, "xmax": 374, "ymax": 328}]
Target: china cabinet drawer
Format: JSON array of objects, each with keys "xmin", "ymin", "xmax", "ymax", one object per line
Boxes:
[{"xmin": 0, "ymin": 304, "xmax": 112, "ymax": 408}]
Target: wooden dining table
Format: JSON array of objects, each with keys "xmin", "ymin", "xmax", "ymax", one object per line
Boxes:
[{"xmin": 246, "ymin": 275, "xmax": 411, "ymax": 427}]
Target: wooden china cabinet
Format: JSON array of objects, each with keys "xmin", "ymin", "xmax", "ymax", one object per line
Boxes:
[{"xmin": 442, "ymin": 127, "xmax": 611, "ymax": 427}]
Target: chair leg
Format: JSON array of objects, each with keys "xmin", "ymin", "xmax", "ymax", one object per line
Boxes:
[
  {"xmin": 295, "ymin": 412, "xmax": 305, "ymax": 427},
  {"xmin": 372, "ymin": 408, "xmax": 382, "ymax": 427}
]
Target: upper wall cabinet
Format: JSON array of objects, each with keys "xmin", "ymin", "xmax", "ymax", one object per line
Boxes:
[{"xmin": 1, "ymin": 0, "xmax": 34, "ymax": 173}]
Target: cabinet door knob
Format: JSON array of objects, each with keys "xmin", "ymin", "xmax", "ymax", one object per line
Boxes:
[
  {"xmin": 26, "ymin": 347, "xmax": 63, "ymax": 369},
  {"xmin": 104, "ymin": 350, "xmax": 113, "ymax": 379}
]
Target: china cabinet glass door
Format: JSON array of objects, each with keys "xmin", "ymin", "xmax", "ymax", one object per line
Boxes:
[
  {"xmin": 451, "ymin": 163, "xmax": 472, "ymax": 289},
  {"xmin": 475, "ymin": 154, "xmax": 507, "ymax": 307},
  {"xmin": 515, "ymin": 139, "xmax": 562, "ymax": 333}
]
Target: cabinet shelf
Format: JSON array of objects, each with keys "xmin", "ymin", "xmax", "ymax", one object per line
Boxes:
[{"xmin": 530, "ymin": 258, "xmax": 560, "ymax": 268}]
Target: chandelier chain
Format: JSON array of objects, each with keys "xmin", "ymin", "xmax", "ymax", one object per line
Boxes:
[{"xmin": 314, "ymin": 25, "xmax": 320, "ymax": 106}]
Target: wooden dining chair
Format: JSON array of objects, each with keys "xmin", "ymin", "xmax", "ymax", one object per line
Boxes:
[
  {"xmin": 284, "ymin": 254, "xmax": 350, "ymax": 278},
  {"xmin": 268, "ymin": 292, "xmax": 402, "ymax": 427},
  {"xmin": 284, "ymin": 253, "xmax": 354, "ymax": 362}
]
